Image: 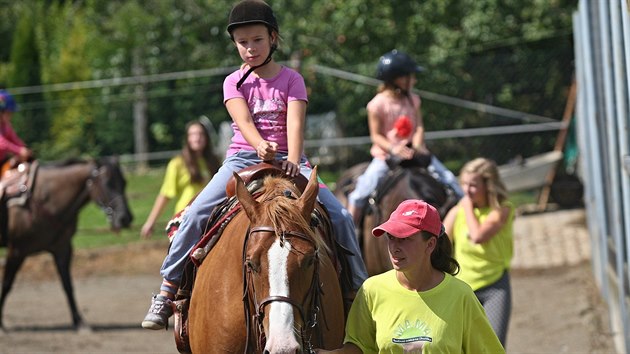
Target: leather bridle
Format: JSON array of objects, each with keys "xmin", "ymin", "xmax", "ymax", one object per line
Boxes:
[
  {"xmin": 86, "ymin": 165, "xmax": 124, "ymax": 224},
  {"xmin": 242, "ymin": 225, "xmax": 322, "ymax": 354}
]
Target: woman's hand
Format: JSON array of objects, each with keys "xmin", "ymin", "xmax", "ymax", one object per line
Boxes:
[
  {"xmin": 459, "ymin": 195, "xmax": 474, "ymax": 209},
  {"xmin": 257, "ymin": 140, "xmax": 278, "ymax": 161},
  {"xmin": 281, "ymin": 160, "xmax": 300, "ymax": 177},
  {"xmin": 140, "ymin": 222, "xmax": 154, "ymax": 239}
]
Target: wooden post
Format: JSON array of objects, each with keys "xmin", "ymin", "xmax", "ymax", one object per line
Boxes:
[{"xmin": 537, "ymin": 78, "xmax": 577, "ymax": 210}]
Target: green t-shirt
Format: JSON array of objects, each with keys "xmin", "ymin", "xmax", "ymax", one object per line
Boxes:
[
  {"xmin": 345, "ymin": 270, "xmax": 505, "ymax": 353},
  {"xmin": 159, "ymin": 155, "xmax": 209, "ymax": 213},
  {"xmin": 453, "ymin": 203, "xmax": 515, "ymax": 291}
]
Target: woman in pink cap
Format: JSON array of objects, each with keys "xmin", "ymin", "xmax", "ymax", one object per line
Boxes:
[{"xmin": 317, "ymin": 199, "xmax": 504, "ymax": 353}]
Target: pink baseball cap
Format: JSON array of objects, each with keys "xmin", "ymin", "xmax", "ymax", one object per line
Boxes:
[{"xmin": 372, "ymin": 199, "xmax": 443, "ymax": 238}]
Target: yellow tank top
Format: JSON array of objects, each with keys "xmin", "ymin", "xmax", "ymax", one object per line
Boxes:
[{"xmin": 453, "ymin": 203, "xmax": 514, "ymax": 291}]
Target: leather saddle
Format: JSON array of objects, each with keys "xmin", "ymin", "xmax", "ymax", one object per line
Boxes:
[
  {"xmin": 0, "ymin": 161, "xmax": 38, "ymax": 207},
  {"xmin": 0, "ymin": 161, "xmax": 38, "ymax": 247},
  {"xmin": 225, "ymin": 160, "xmax": 308, "ymax": 197}
]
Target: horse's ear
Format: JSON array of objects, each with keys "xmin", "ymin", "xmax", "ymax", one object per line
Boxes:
[
  {"xmin": 298, "ymin": 166, "xmax": 319, "ymax": 220},
  {"xmin": 234, "ymin": 171, "xmax": 261, "ymax": 221}
]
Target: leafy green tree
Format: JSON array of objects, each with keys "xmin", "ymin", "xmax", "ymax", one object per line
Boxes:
[
  {"xmin": 33, "ymin": 3, "xmax": 95, "ymax": 158},
  {"xmin": 7, "ymin": 2, "xmax": 47, "ymax": 152},
  {"xmin": 85, "ymin": 0, "xmax": 235, "ymax": 159},
  {"xmin": 0, "ymin": 0, "xmax": 577, "ymax": 168}
]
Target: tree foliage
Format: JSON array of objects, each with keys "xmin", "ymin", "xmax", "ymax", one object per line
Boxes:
[
  {"xmin": 7, "ymin": 3, "xmax": 47, "ymax": 149},
  {"xmin": 0, "ymin": 0, "xmax": 576, "ymax": 165}
]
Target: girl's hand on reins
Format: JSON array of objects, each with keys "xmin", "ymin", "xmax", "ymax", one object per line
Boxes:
[
  {"xmin": 281, "ymin": 160, "xmax": 299, "ymax": 177},
  {"xmin": 257, "ymin": 140, "xmax": 278, "ymax": 161},
  {"xmin": 391, "ymin": 142, "xmax": 414, "ymax": 160}
]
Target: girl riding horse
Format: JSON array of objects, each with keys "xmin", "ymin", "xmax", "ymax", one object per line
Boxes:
[{"xmin": 142, "ymin": 0, "xmax": 367, "ymax": 330}]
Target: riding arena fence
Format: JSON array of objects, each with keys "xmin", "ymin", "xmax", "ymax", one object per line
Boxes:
[{"xmin": 574, "ymin": 1, "xmax": 630, "ymax": 352}]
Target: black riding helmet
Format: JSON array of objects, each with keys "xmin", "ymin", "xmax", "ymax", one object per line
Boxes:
[
  {"xmin": 376, "ymin": 50, "xmax": 425, "ymax": 83},
  {"xmin": 227, "ymin": 0, "xmax": 279, "ymax": 89},
  {"xmin": 227, "ymin": 0, "xmax": 279, "ymax": 36}
]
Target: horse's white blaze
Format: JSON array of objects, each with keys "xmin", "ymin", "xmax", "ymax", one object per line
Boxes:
[{"xmin": 265, "ymin": 238, "xmax": 301, "ymax": 352}]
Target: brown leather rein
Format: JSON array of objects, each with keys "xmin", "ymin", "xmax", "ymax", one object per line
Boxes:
[{"xmin": 242, "ymin": 225, "xmax": 322, "ymax": 354}]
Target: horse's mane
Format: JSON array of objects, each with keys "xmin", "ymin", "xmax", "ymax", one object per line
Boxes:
[{"xmin": 259, "ymin": 175, "xmax": 329, "ymax": 253}]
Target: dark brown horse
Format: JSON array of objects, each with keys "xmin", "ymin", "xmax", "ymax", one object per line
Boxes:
[
  {"xmin": 335, "ymin": 160, "xmax": 458, "ymax": 275},
  {"xmin": 0, "ymin": 157, "xmax": 133, "ymax": 331},
  {"xmin": 188, "ymin": 167, "xmax": 345, "ymax": 353}
]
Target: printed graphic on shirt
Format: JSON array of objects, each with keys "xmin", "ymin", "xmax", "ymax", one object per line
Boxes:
[
  {"xmin": 251, "ymin": 96, "xmax": 285, "ymax": 134},
  {"xmin": 391, "ymin": 319, "xmax": 432, "ymax": 353}
]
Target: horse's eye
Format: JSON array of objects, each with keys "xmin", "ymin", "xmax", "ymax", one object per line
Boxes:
[
  {"xmin": 304, "ymin": 254, "xmax": 316, "ymax": 268},
  {"xmin": 245, "ymin": 259, "xmax": 258, "ymax": 272}
]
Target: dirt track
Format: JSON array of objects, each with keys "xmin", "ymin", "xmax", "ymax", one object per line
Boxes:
[{"xmin": 0, "ymin": 210, "xmax": 617, "ymax": 354}]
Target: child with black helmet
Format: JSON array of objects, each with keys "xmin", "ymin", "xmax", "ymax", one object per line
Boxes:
[
  {"xmin": 346, "ymin": 50, "xmax": 463, "ymax": 225},
  {"xmin": 142, "ymin": 0, "xmax": 368, "ymax": 330}
]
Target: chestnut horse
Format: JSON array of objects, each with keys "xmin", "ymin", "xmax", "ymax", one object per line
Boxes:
[
  {"xmin": 335, "ymin": 161, "xmax": 458, "ymax": 275},
  {"xmin": 188, "ymin": 167, "xmax": 345, "ymax": 353},
  {"xmin": 0, "ymin": 157, "xmax": 133, "ymax": 331}
]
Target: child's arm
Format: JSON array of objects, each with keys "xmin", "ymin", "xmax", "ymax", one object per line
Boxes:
[
  {"xmin": 0, "ymin": 124, "xmax": 27, "ymax": 157},
  {"xmin": 141, "ymin": 194, "xmax": 171, "ymax": 239},
  {"xmin": 369, "ymin": 109, "xmax": 414, "ymax": 160},
  {"xmin": 367, "ymin": 108, "xmax": 391, "ymax": 152},
  {"xmin": 460, "ymin": 196, "xmax": 511, "ymax": 244},
  {"xmin": 411, "ymin": 99, "xmax": 429, "ymax": 154},
  {"xmin": 225, "ymin": 97, "xmax": 278, "ymax": 160},
  {"xmin": 285, "ymin": 100, "xmax": 306, "ymax": 177}
]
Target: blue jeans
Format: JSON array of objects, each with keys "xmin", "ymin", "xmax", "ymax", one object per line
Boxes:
[
  {"xmin": 348, "ymin": 158, "xmax": 389, "ymax": 209},
  {"xmin": 428, "ymin": 155, "xmax": 464, "ymax": 198},
  {"xmin": 348, "ymin": 156, "xmax": 464, "ymax": 210},
  {"xmin": 160, "ymin": 150, "xmax": 367, "ymax": 292}
]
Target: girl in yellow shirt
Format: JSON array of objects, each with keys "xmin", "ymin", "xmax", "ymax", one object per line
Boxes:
[
  {"xmin": 140, "ymin": 120, "xmax": 220, "ymax": 239},
  {"xmin": 443, "ymin": 157, "xmax": 514, "ymax": 346}
]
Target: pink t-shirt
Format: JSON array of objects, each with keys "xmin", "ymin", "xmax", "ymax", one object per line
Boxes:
[
  {"xmin": 366, "ymin": 92, "xmax": 421, "ymax": 159},
  {"xmin": 0, "ymin": 122, "xmax": 26, "ymax": 162},
  {"xmin": 223, "ymin": 66, "xmax": 308, "ymax": 157}
]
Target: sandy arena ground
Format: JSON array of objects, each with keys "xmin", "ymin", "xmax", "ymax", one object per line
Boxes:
[{"xmin": 0, "ymin": 209, "xmax": 618, "ymax": 354}]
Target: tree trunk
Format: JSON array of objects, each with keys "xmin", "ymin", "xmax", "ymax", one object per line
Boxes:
[{"xmin": 132, "ymin": 47, "xmax": 149, "ymax": 172}]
